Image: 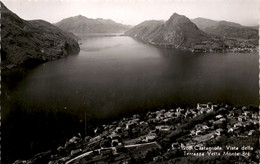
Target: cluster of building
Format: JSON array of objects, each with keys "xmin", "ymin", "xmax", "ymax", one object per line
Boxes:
[
  {"xmin": 191, "ymin": 37, "xmax": 259, "ymax": 53},
  {"xmin": 14, "ymin": 103, "xmax": 259, "ymax": 164},
  {"xmin": 181, "ymin": 104, "xmax": 258, "ymax": 146}
]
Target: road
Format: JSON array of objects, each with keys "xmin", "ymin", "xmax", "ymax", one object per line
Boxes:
[
  {"xmin": 65, "ymin": 150, "xmax": 93, "ymax": 164},
  {"xmin": 125, "ymin": 141, "xmax": 161, "ymax": 149},
  {"xmin": 65, "ymin": 141, "xmax": 161, "ymax": 164}
]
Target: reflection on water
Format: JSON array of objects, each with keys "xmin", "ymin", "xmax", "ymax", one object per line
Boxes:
[{"xmin": 2, "ymin": 35, "xmax": 259, "ymax": 163}]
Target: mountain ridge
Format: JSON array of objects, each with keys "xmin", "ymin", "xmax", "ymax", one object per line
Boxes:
[
  {"xmin": 126, "ymin": 14, "xmax": 258, "ymax": 52},
  {"xmin": 125, "ymin": 13, "xmax": 211, "ymax": 49},
  {"xmin": 1, "ymin": 2, "xmax": 80, "ymax": 70},
  {"xmin": 192, "ymin": 17, "xmax": 258, "ymax": 39},
  {"xmin": 55, "ymin": 15, "xmax": 131, "ymax": 33}
]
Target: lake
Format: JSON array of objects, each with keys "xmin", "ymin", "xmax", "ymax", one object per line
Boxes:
[{"xmin": 2, "ymin": 35, "xmax": 259, "ymax": 163}]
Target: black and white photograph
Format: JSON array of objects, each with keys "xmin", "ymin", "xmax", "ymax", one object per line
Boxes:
[{"xmin": 1, "ymin": 0, "xmax": 259, "ymax": 163}]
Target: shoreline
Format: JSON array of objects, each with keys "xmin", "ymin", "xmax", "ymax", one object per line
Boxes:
[{"xmin": 124, "ymin": 35, "xmax": 259, "ymax": 53}]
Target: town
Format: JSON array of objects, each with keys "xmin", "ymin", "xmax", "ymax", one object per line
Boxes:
[
  {"xmin": 14, "ymin": 103, "xmax": 259, "ymax": 164},
  {"xmin": 147, "ymin": 36, "xmax": 259, "ymax": 53},
  {"xmin": 191, "ymin": 37, "xmax": 259, "ymax": 53}
]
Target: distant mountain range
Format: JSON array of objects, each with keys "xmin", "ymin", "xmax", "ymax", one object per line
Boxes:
[
  {"xmin": 192, "ymin": 17, "xmax": 258, "ymax": 39},
  {"xmin": 1, "ymin": 0, "xmax": 258, "ymax": 68},
  {"xmin": 55, "ymin": 15, "xmax": 131, "ymax": 33},
  {"xmin": 125, "ymin": 13, "xmax": 211, "ymax": 49},
  {"xmin": 1, "ymin": 2, "xmax": 80, "ymax": 70},
  {"xmin": 125, "ymin": 14, "xmax": 258, "ymax": 51}
]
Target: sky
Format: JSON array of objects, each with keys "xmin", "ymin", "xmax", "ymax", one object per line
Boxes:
[{"xmin": 2, "ymin": 0, "xmax": 259, "ymax": 26}]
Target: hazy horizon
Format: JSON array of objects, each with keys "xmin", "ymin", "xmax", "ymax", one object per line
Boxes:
[{"xmin": 2, "ymin": 0, "xmax": 259, "ymax": 26}]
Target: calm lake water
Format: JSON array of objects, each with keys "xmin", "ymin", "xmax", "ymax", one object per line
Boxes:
[{"xmin": 2, "ymin": 35, "xmax": 259, "ymax": 162}]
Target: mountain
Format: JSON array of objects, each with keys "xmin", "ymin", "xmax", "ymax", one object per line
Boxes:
[
  {"xmin": 124, "ymin": 20, "xmax": 164, "ymax": 40},
  {"xmin": 1, "ymin": 2, "xmax": 80, "ymax": 70},
  {"xmin": 55, "ymin": 15, "xmax": 131, "ymax": 33},
  {"xmin": 125, "ymin": 13, "xmax": 211, "ymax": 49},
  {"xmin": 204, "ymin": 23, "xmax": 258, "ymax": 39},
  {"xmin": 192, "ymin": 17, "xmax": 258, "ymax": 39},
  {"xmin": 191, "ymin": 17, "xmax": 218, "ymax": 30},
  {"xmin": 251, "ymin": 25, "xmax": 259, "ymax": 30},
  {"xmin": 192, "ymin": 18, "xmax": 242, "ymax": 30}
]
